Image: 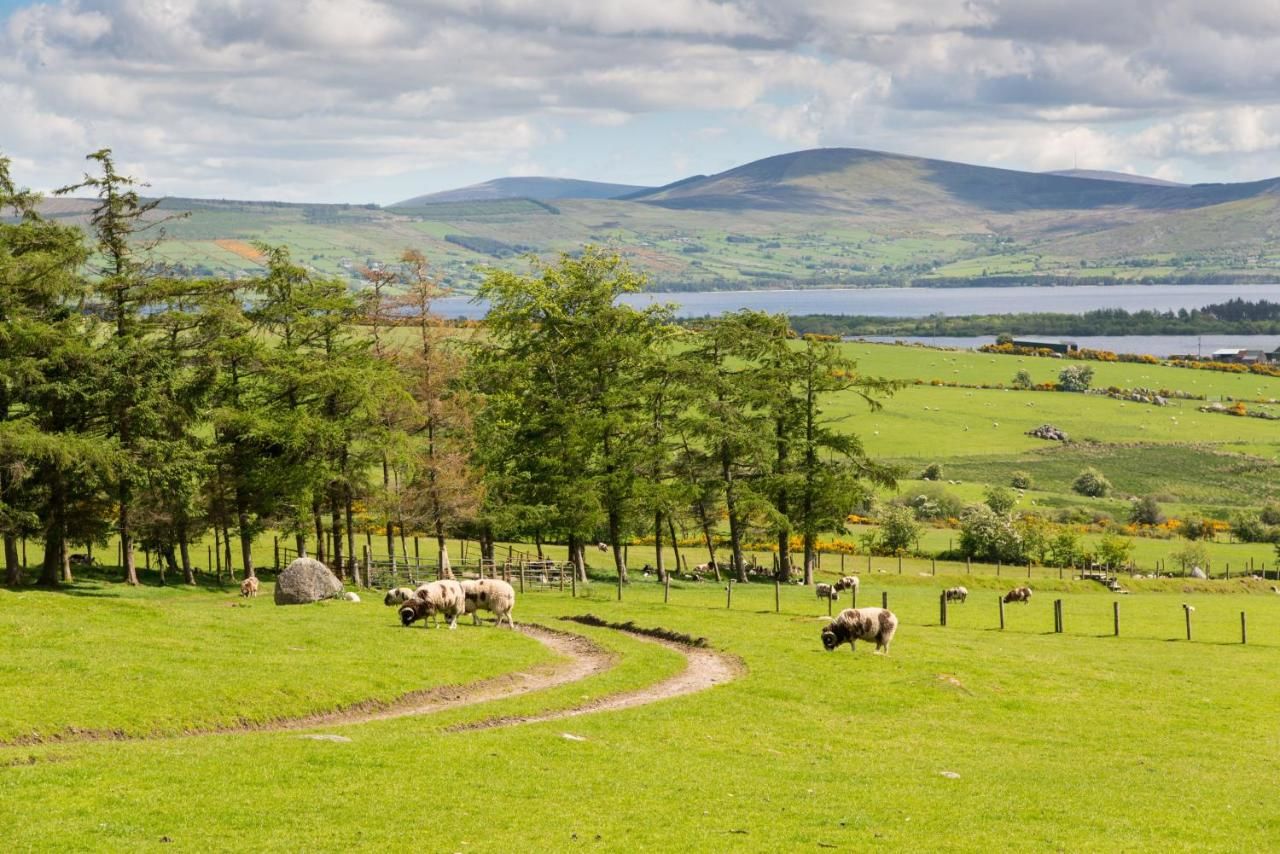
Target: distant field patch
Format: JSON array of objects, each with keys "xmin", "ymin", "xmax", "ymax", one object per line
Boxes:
[{"xmin": 213, "ymin": 239, "xmax": 266, "ymax": 263}]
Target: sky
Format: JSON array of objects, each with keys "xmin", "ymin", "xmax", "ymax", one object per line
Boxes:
[{"xmin": 2, "ymin": 0, "xmax": 1279, "ymax": 204}]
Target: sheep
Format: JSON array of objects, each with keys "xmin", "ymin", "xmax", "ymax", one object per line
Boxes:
[
  {"xmin": 834, "ymin": 575, "xmax": 860, "ymax": 593},
  {"xmin": 239, "ymin": 576, "xmax": 259, "ymax": 598},
  {"xmin": 1003, "ymin": 586, "xmax": 1033, "ymax": 604},
  {"xmin": 596, "ymin": 541, "xmax": 609, "ymax": 552},
  {"xmin": 406, "ymin": 579, "xmax": 466, "ymax": 629},
  {"xmin": 383, "ymin": 586, "xmax": 416, "ymax": 607},
  {"xmin": 815, "ymin": 583, "xmax": 839, "ymax": 601},
  {"xmin": 821, "ymin": 607, "xmax": 898, "ymax": 655},
  {"xmin": 944, "ymin": 586, "xmax": 967, "ymax": 603},
  {"xmin": 343, "ymin": 591, "xmax": 361, "ymax": 603},
  {"xmin": 460, "ymin": 578, "xmax": 516, "ymax": 628}
]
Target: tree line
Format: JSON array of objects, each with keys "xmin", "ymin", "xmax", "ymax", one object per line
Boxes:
[{"xmin": 1, "ymin": 151, "xmax": 898, "ymax": 588}]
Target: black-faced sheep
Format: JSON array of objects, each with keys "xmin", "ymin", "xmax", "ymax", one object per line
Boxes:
[
  {"xmin": 944, "ymin": 586, "xmax": 968, "ymax": 603},
  {"xmin": 1003, "ymin": 586, "xmax": 1033, "ymax": 604},
  {"xmin": 821, "ymin": 607, "xmax": 898, "ymax": 655},
  {"xmin": 815, "ymin": 583, "xmax": 839, "ymax": 601},
  {"xmin": 407, "ymin": 579, "xmax": 465, "ymax": 629},
  {"xmin": 461, "ymin": 578, "xmax": 516, "ymax": 628},
  {"xmin": 834, "ymin": 575, "xmax": 859, "ymax": 593},
  {"xmin": 240, "ymin": 576, "xmax": 259, "ymax": 598},
  {"xmin": 383, "ymin": 586, "xmax": 416, "ymax": 607}
]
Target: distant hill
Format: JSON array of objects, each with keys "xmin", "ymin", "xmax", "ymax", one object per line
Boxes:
[
  {"xmin": 628, "ymin": 148, "xmax": 1279, "ymax": 213},
  {"xmin": 1045, "ymin": 169, "xmax": 1186, "ymax": 187},
  {"xmin": 394, "ymin": 177, "xmax": 650, "ymax": 207}
]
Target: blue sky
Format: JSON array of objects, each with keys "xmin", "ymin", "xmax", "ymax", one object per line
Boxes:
[{"xmin": 3, "ymin": 1, "xmax": 1280, "ymax": 203}]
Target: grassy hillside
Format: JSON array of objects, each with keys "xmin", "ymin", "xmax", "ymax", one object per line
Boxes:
[{"xmin": 38, "ymin": 148, "xmax": 1280, "ymax": 290}]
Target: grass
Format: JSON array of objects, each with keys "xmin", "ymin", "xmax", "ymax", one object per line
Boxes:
[{"xmin": 3, "ymin": 577, "xmax": 1279, "ymax": 851}]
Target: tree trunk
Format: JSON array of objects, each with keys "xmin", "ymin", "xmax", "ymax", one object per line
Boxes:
[
  {"xmin": 654, "ymin": 511, "xmax": 666, "ymax": 583},
  {"xmin": 608, "ymin": 508, "xmax": 628, "ymax": 583},
  {"xmin": 535, "ymin": 530, "xmax": 544, "ymax": 560},
  {"xmin": 803, "ymin": 531, "xmax": 816, "ymax": 586},
  {"xmin": 383, "ymin": 457, "xmax": 395, "ymax": 569},
  {"xmin": 223, "ymin": 521, "xmax": 234, "ymax": 581},
  {"xmin": 179, "ymin": 536, "xmax": 194, "ymax": 585},
  {"xmin": 720, "ymin": 442, "xmax": 747, "ymax": 583},
  {"xmin": 120, "ymin": 489, "xmax": 138, "ymax": 585},
  {"xmin": 60, "ymin": 539, "xmax": 72, "ymax": 584},
  {"xmin": 694, "ymin": 501, "xmax": 721, "ymax": 582},
  {"xmin": 330, "ymin": 488, "xmax": 345, "ymax": 581},
  {"xmin": 667, "ymin": 515, "xmax": 683, "ymax": 579},
  {"xmin": 234, "ymin": 488, "xmax": 255, "ymax": 579},
  {"xmin": 777, "ymin": 531, "xmax": 792, "ymax": 582},
  {"xmin": 435, "ymin": 519, "xmax": 449, "ymax": 580},
  {"xmin": 4, "ymin": 535, "xmax": 20, "ymax": 586},
  {"xmin": 345, "ymin": 488, "xmax": 357, "ymax": 584},
  {"xmin": 312, "ymin": 498, "xmax": 326, "ymax": 564},
  {"xmin": 38, "ymin": 473, "xmax": 66, "ymax": 586},
  {"xmin": 162, "ymin": 544, "xmax": 179, "ymax": 585},
  {"xmin": 213, "ymin": 525, "xmax": 223, "ymax": 580}
]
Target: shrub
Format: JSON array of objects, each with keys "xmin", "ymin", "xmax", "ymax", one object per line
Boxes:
[
  {"xmin": 1230, "ymin": 512, "xmax": 1274, "ymax": 544},
  {"xmin": 1130, "ymin": 495, "xmax": 1165, "ymax": 526},
  {"xmin": 1047, "ymin": 529, "xmax": 1083, "ymax": 568},
  {"xmin": 958, "ymin": 505, "xmax": 1023, "ymax": 563},
  {"xmin": 1010, "ymin": 470, "xmax": 1033, "ymax": 490},
  {"xmin": 1260, "ymin": 502, "xmax": 1280, "ymax": 526},
  {"xmin": 1093, "ymin": 532, "xmax": 1134, "ymax": 569},
  {"xmin": 1011, "ymin": 370, "xmax": 1033, "ymax": 389},
  {"xmin": 1072, "ymin": 467, "xmax": 1111, "ymax": 497},
  {"xmin": 1058, "ymin": 364, "xmax": 1095, "ymax": 392},
  {"xmin": 1180, "ymin": 517, "xmax": 1217, "ymax": 541},
  {"xmin": 920, "ymin": 462, "xmax": 943, "ymax": 481},
  {"xmin": 984, "ymin": 486, "xmax": 1017, "ymax": 514},
  {"xmin": 902, "ymin": 485, "xmax": 965, "ymax": 521},
  {"xmin": 1172, "ymin": 541, "xmax": 1211, "ymax": 573}
]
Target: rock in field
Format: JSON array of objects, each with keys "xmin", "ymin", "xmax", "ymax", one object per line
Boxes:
[{"xmin": 274, "ymin": 558, "xmax": 343, "ymax": 605}]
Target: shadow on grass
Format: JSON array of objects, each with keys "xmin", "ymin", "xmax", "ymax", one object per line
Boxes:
[{"xmin": 4, "ymin": 567, "xmax": 245, "ymax": 597}]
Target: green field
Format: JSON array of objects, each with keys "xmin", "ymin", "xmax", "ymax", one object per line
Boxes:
[{"xmin": 3, "ymin": 576, "xmax": 1279, "ymax": 851}]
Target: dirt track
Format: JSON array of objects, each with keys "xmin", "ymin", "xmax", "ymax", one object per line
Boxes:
[{"xmin": 1, "ymin": 622, "xmax": 743, "ymax": 746}]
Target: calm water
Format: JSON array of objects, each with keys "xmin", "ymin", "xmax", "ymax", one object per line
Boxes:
[
  {"xmin": 431, "ymin": 283, "xmax": 1280, "ymax": 320},
  {"xmin": 859, "ymin": 335, "xmax": 1280, "ymax": 358}
]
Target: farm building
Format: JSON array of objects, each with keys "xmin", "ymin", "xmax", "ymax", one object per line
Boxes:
[
  {"xmin": 1211, "ymin": 348, "xmax": 1268, "ymax": 364},
  {"xmin": 1012, "ymin": 337, "xmax": 1078, "ymax": 354}
]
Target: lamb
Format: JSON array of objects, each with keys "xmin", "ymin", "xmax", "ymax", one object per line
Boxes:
[
  {"xmin": 460, "ymin": 578, "xmax": 516, "ymax": 628},
  {"xmin": 821, "ymin": 607, "xmax": 898, "ymax": 655},
  {"xmin": 834, "ymin": 575, "xmax": 859, "ymax": 593},
  {"xmin": 383, "ymin": 586, "xmax": 416, "ymax": 607},
  {"xmin": 405, "ymin": 579, "xmax": 466, "ymax": 629},
  {"xmin": 815, "ymin": 583, "xmax": 839, "ymax": 601},
  {"xmin": 944, "ymin": 586, "xmax": 968, "ymax": 603},
  {"xmin": 239, "ymin": 576, "xmax": 259, "ymax": 598},
  {"xmin": 1003, "ymin": 586, "xmax": 1033, "ymax": 603}
]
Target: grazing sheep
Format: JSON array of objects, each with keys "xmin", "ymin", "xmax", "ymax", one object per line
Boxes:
[
  {"xmin": 460, "ymin": 578, "xmax": 516, "ymax": 628},
  {"xmin": 821, "ymin": 607, "xmax": 898, "ymax": 655},
  {"xmin": 398, "ymin": 597, "xmax": 427, "ymax": 627},
  {"xmin": 1003, "ymin": 586, "xmax": 1033, "ymax": 604},
  {"xmin": 240, "ymin": 576, "xmax": 259, "ymax": 598},
  {"xmin": 834, "ymin": 575, "xmax": 860, "ymax": 593},
  {"xmin": 815, "ymin": 583, "xmax": 839, "ymax": 601},
  {"xmin": 408, "ymin": 579, "xmax": 466, "ymax": 629},
  {"xmin": 944, "ymin": 586, "xmax": 968, "ymax": 603},
  {"xmin": 383, "ymin": 586, "xmax": 416, "ymax": 607},
  {"xmin": 343, "ymin": 591, "xmax": 361, "ymax": 603},
  {"xmin": 596, "ymin": 541, "xmax": 609, "ymax": 552}
]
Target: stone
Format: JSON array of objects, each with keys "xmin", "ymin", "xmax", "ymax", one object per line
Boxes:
[
  {"xmin": 274, "ymin": 558, "xmax": 343, "ymax": 605},
  {"xmin": 1189, "ymin": 566, "xmax": 1207, "ymax": 579}
]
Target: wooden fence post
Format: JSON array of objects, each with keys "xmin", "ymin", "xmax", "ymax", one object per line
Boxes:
[
  {"xmin": 931, "ymin": 558, "xmax": 936, "ymax": 576},
  {"xmin": 881, "ymin": 591, "xmax": 888, "ymax": 610},
  {"xmin": 1113, "ymin": 601, "xmax": 1120, "ymax": 637},
  {"xmin": 851, "ymin": 586, "xmax": 857, "ymax": 608},
  {"xmin": 1027, "ymin": 561, "xmax": 1032, "ymax": 579},
  {"xmin": 1241, "ymin": 611, "xmax": 1247, "ymax": 645},
  {"xmin": 827, "ymin": 593, "xmax": 832, "ymax": 617},
  {"xmin": 940, "ymin": 591, "xmax": 947, "ymax": 627},
  {"xmin": 966, "ymin": 556, "xmax": 971, "ymax": 575},
  {"xmin": 726, "ymin": 580, "xmax": 732, "ymax": 609},
  {"xmin": 571, "ymin": 566, "xmax": 577, "ymax": 598},
  {"xmin": 867, "ymin": 554, "xmax": 871, "ymax": 572},
  {"xmin": 1184, "ymin": 604, "xmax": 1193, "ymax": 641},
  {"xmin": 897, "ymin": 555, "xmax": 902, "ymax": 574},
  {"xmin": 1054, "ymin": 599, "xmax": 1062, "ymax": 633},
  {"xmin": 996, "ymin": 559, "xmax": 1001, "ymax": 577},
  {"xmin": 273, "ymin": 537, "xmax": 280, "ymax": 572},
  {"xmin": 616, "ymin": 568, "xmax": 622, "ymax": 602},
  {"xmin": 664, "ymin": 573, "xmax": 670, "ymax": 604},
  {"xmin": 840, "ymin": 553, "xmax": 845, "ymax": 573},
  {"xmin": 519, "ymin": 560, "xmax": 525, "ymax": 593},
  {"xmin": 774, "ymin": 579, "xmax": 780, "ymax": 613},
  {"xmin": 998, "ymin": 596, "xmax": 1005, "ymax": 630}
]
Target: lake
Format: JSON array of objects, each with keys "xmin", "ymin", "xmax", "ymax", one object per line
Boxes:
[{"xmin": 431, "ymin": 283, "xmax": 1280, "ymax": 320}]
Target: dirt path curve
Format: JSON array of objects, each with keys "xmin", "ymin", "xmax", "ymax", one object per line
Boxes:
[{"xmin": 2, "ymin": 622, "xmax": 743, "ymax": 747}]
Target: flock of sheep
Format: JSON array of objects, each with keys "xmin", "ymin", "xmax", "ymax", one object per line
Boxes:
[{"xmin": 383, "ymin": 578, "xmax": 516, "ymax": 629}]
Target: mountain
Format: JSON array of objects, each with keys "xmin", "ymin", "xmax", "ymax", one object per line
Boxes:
[
  {"xmin": 628, "ymin": 147, "xmax": 1278, "ymax": 213},
  {"xmin": 393, "ymin": 177, "xmax": 650, "ymax": 206},
  {"xmin": 41, "ymin": 147, "xmax": 1280, "ymax": 292},
  {"xmin": 1045, "ymin": 169, "xmax": 1186, "ymax": 187}
]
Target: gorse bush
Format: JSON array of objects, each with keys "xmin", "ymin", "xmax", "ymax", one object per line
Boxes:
[{"xmin": 1010, "ymin": 470, "xmax": 1033, "ymax": 490}]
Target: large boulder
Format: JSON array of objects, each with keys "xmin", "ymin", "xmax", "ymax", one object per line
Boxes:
[{"xmin": 274, "ymin": 558, "xmax": 343, "ymax": 605}]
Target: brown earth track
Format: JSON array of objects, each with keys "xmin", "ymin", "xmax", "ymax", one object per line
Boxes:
[{"xmin": 0, "ymin": 622, "xmax": 743, "ymax": 747}]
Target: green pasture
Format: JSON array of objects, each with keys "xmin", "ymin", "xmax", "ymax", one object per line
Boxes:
[{"xmin": 3, "ymin": 577, "xmax": 1279, "ymax": 851}]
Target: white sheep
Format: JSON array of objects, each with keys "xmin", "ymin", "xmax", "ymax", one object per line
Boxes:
[
  {"xmin": 239, "ymin": 576, "xmax": 259, "ymax": 598},
  {"xmin": 383, "ymin": 586, "xmax": 416, "ymax": 606},
  {"xmin": 460, "ymin": 578, "xmax": 516, "ymax": 628},
  {"xmin": 405, "ymin": 579, "xmax": 465, "ymax": 629},
  {"xmin": 815, "ymin": 583, "xmax": 839, "ymax": 601},
  {"xmin": 821, "ymin": 607, "xmax": 898, "ymax": 655}
]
